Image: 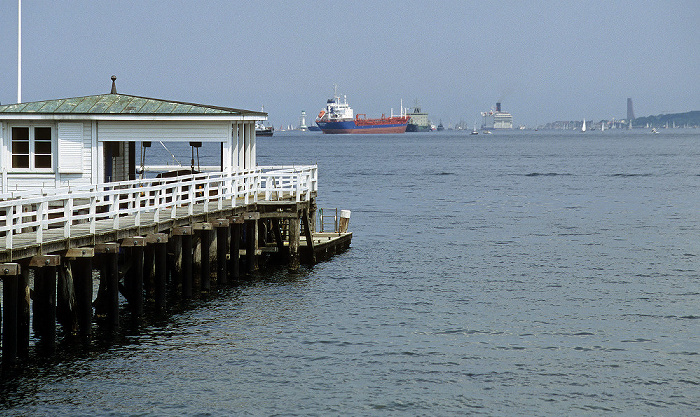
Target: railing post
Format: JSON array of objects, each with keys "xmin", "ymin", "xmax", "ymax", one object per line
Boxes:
[
  {"xmin": 112, "ymin": 190, "xmax": 120, "ymax": 230},
  {"xmin": 89, "ymin": 194, "xmax": 97, "ymax": 234},
  {"xmin": 5, "ymin": 203, "xmax": 16, "ymax": 249},
  {"xmin": 135, "ymin": 186, "xmax": 142, "ymax": 227},
  {"xmin": 188, "ymin": 178, "xmax": 195, "ymax": 216},
  {"xmin": 153, "ymin": 185, "xmax": 161, "ymax": 224},
  {"xmin": 64, "ymin": 195, "xmax": 73, "ymax": 239},
  {"xmin": 36, "ymin": 199, "xmax": 44, "ymax": 243}
]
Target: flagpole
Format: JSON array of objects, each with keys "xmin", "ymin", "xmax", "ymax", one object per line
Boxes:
[{"xmin": 17, "ymin": 0, "xmax": 22, "ymax": 103}]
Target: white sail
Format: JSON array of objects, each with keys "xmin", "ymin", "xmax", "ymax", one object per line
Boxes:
[{"xmin": 581, "ymin": 119, "xmax": 586, "ymax": 132}]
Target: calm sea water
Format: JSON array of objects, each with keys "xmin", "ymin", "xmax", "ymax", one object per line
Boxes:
[{"xmin": 1, "ymin": 129, "xmax": 698, "ymax": 416}]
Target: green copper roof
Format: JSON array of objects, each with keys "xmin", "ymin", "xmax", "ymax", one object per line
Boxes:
[{"xmin": 0, "ymin": 93, "xmax": 265, "ymax": 117}]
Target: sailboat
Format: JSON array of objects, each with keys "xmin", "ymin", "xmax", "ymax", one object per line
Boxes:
[
  {"xmin": 471, "ymin": 122, "xmax": 479, "ymax": 135},
  {"xmin": 581, "ymin": 119, "xmax": 586, "ymax": 132}
]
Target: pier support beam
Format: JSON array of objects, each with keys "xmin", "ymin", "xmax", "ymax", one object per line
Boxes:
[
  {"xmin": 32, "ymin": 262, "xmax": 57, "ymax": 353},
  {"xmin": 146, "ymin": 234, "xmax": 168, "ymax": 312},
  {"xmin": 244, "ymin": 212, "xmax": 259, "ymax": 274},
  {"xmin": 17, "ymin": 265, "xmax": 30, "ymax": 359},
  {"xmin": 194, "ymin": 223, "xmax": 213, "ymax": 294},
  {"xmin": 289, "ymin": 214, "xmax": 301, "ymax": 271},
  {"xmin": 31, "ymin": 256, "xmax": 60, "ymax": 352},
  {"xmin": 96, "ymin": 243, "xmax": 120, "ymax": 330},
  {"xmin": 230, "ymin": 216, "xmax": 243, "ymax": 281},
  {"xmin": 121, "ymin": 238, "xmax": 146, "ymax": 319},
  {"xmin": 66, "ymin": 248, "xmax": 95, "ymax": 337},
  {"xmin": 1, "ymin": 263, "xmax": 21, "ymax": 370},
  {"xmin": 301, "ymin": 209, "xmax": 316, "ymax": 264},
  {"xmin": 215, "ymin": 219, "xmax": 229, "ymax": 286},
  {"xmin": 173, "ymin": 226, "xmax": 193, "ymax": 299}
]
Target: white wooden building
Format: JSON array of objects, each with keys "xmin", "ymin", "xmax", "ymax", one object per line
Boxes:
[{"xmin": 0, "ymin": 85, "xmax": 264, "ymax": 193}]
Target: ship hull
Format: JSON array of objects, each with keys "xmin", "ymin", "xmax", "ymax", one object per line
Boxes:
[
  {"xmin": 316, "ymin": 119, "xmax": 408, "ymax": 134},
  {"xmin": 406, "ymin": 124, "xmax": 431, "ymax": 132}
]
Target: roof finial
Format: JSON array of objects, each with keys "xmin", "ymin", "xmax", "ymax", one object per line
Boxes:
[{"xmin": 110, "ymin": 75, "xmax": 117, "ymax": 94}]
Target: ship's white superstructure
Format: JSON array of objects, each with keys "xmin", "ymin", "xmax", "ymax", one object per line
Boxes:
[{"xmin": 481, "ymin": 102, "xmax": 513, "ymax": 129}]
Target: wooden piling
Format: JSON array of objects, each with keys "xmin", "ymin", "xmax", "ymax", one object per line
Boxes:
[
  {"xmin": 194, "ymin": 223, "xmax": 213, "ymax": 293},
  {"xmin": 289, "ymin": 214, "xmax": 301, "ymax": 271},
  {"xmin": 146, "ymin": 234, "xmax": 168, "ymax": 312},
  {"xmin": 32, "ymin": 264, "xmax": 56, "ymax": 352},
  {"xmin": 57, "ymin": 261, "xmax": 78, "ymax": 335},
  {"xmin": 301, "ymin": 209, "xmax": 316, "ymax": 264},
  {"xmin": 173, "ymin": 226, "xmax": 193, "ymax": 299},
  {"xmin": 96, "ymin": 243, "xmax": 120, "ymax": 329},
  {"xmin": 66, "ymin": 248, "xmax": 95, "ymax": 337},
  {"xmin": 17, "ymin": 266, "xmax": 30, "ymax": 359},
  {"xmin": 230, "ymin": 217, "xmax": 243, "ymax": 281},
  {"xmin": 1, "ymin": 263, "xmax": 21, "ymax": 369},
  {"xmin": 215, "ymin": 219, "xmax": 229, "ymax": 286},
  {"xmin": 121, "ymin": 238, "xmax": 145, "ymax": 319},
  {"xmin": 244, "ymin": 212, "xmax": 259, "ymax": 274}
]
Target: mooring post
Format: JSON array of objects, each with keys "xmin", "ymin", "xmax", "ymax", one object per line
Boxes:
[
  {"xmin": 215, "ymin": 219, "xmax": 229, "ymax": 286},
  {"xmin": 96, "ymin": 243, "xmax": 120, "ymax": 330},
  {"xmin": 66, "ymin": 248, "xmax": 95, "ymax": 337},
  {"xmin": 230, "ymin": 216, "xmax": 243, "ymax": 281},
  {"xmin": 194, "ymin": 223, "xmax": 213, "ymax": 294},
  {"xmin": 173, "ymin": 226, "xmax": 193, "ymax": 299},
  {"xmin": 244, "ymin": 212, "xmax": 259, "ymax": 274},
  {"xmin": 289, "ymin": 214, "xmax": 301, "ymax": 271},
  {"xmin": 121, "ymin": 238, "xmax": 145, "ymax": 319},
  {"xmin": 147, "ymin": 233, "xmax": 168, "ymax": 312},
  {"xmin": 1, "ymin": 263, "xmax": 21, "ymax": 369}
]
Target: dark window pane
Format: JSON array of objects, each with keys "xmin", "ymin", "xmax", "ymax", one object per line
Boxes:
[
  {"xmin": 35, "ymin": 142, "xmax": 52, "ymax": 155},
  {"xmin": 12, "ymin": 141, "xmax": 29, "ymax": 154},
  {"xmin": 35, "ymin": 155, "xmax": 52, "ymax": 168},
  {"xmin": 12, "ymin": 127, "xmax": 29, "ymax": 141},
  {"xmin": 35, "ymin": 127, "xmax": 51, "ymax": 141},
  {"xmin": 12, "ymin": 155, "xmax": 29, "ymax": 168}
]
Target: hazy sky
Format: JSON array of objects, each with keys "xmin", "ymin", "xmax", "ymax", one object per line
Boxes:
[{"xmin": 1, "ymin": 0, "xmax": 698, "ymax": 127}]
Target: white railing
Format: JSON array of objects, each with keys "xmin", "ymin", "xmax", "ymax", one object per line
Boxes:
[{"xmin": 0, "ymin": 165, "xmax": 317, "ymax": 249}]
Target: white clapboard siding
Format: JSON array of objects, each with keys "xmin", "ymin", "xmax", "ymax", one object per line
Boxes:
[
  {"xmin": 58, "ymin": 122, "xmax": 84, "ymax": 174},
  {"xmin": 98, "ymin": 121, "xmax": 229, "ymax": 143}
]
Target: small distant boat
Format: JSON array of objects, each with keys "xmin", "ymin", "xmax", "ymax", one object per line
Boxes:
[
  {"xmin": 255, "ymin": 106, "xmax": 274, "ymax": 136},
  {"xmin": 651, "ymin": 128, "xmax": 659, "ymax": 134},
  {"xmin": 437, "ymin": 120, "xmax": 444, "ymax": 131},
  {"xmin": 471, "ymin": 123, "xmax": 479, "ymax": 135},
  {"xmin": 255, "ymin": 122, "xmax": 274, "ymax": 137},
  {"xmin": 581, "ymin": 119, "xmax": 586, "ymax": 132},
  {"xmin": 482, "ymin": 130, "xmax": 492, "ymax": 135}
]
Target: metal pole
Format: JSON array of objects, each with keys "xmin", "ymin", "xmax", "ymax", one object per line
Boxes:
[{"xmin": 17, "ymin": 0, "xmax": 22, "ymax": 103}]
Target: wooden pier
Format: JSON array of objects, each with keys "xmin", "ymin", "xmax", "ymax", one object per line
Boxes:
[{"xmin": 0, "ymin": 169, "xmax": 351, "ymax": 372}]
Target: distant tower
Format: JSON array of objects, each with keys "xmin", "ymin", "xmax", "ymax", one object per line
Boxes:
[
  {"xmin": 627, "ymin": 98, "xmax": 635, "ymax": 120},
  {"xmin": 299, "ymin": 111, "xmax": 308, "ymax": 131}
]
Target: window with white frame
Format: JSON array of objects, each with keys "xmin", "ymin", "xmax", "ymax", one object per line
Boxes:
[{"xmin": 11, "ymin": 126, "xmax": 53, "ymax": 170}]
